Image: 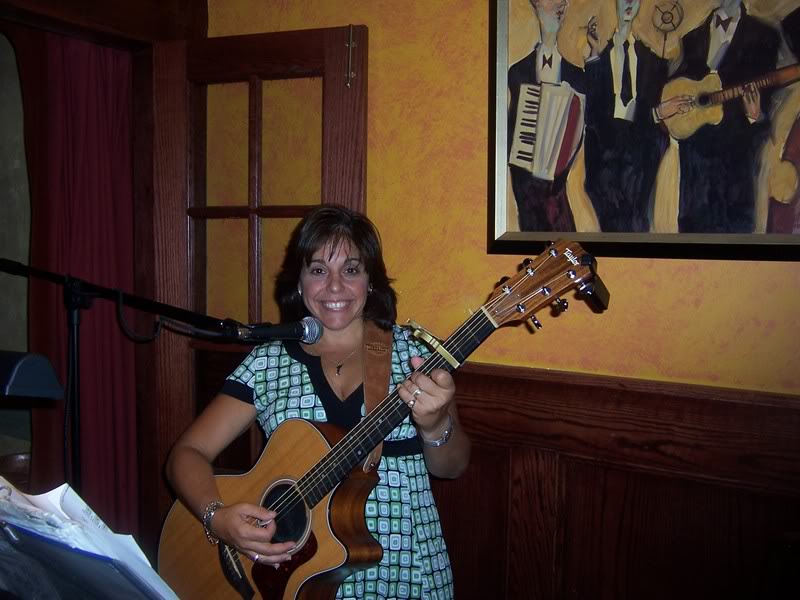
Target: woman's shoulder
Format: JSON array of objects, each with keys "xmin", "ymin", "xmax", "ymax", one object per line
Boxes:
[{"xmin": 239, "ymin": 339, "xmax": 292, "ymax": 366}]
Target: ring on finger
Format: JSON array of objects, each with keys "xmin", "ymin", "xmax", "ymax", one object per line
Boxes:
[
  {"xmin": 408, "ymin": 399, "xmax": 416, "ymax": 409},
  {"xmin": 252, "ymin": 552, "xmax": 259, "ymax": 562},
  {"xmin": 412, "ymin": 387, "xmax": 423, "ymax": 399}
]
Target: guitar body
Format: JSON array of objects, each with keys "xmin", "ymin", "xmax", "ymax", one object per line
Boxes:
[
  {"xmin": 158, "ymin": 419, "xmax": 382, "ymax": 600},
  {"xmin": 662, "ymin": 73, "xmax": 724, "ymax": 140}
]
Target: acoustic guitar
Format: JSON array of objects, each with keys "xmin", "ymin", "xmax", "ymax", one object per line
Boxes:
[
  {"xmin": 158, "ymin": 240, "xmax": 609, "ymax": 600},
  {"xmin": 660, "ymin": 63, "xmax": 800, "ymax": 140}
]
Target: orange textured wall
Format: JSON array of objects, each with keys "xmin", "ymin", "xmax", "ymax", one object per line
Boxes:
[{"xmin": 206, "ymin": 0, "xmax": 800, "ymax": 395}]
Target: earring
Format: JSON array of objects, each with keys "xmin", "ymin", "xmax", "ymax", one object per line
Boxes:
[
  {"xmin": 297, "ymin": 285, "xmax": 303, "ymax": 297},
  {"xmin": 368, "ymin": 284, "xmax": 374, "ymax": 293}
]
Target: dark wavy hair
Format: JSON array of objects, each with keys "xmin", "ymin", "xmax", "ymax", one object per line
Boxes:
[{"xmin": 275, "ymin": 205, "xmax": 397, "ymax": 331}]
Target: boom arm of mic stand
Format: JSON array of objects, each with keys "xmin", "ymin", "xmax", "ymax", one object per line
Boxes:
[
  {"xmin": 0, "ymin": 258, "xmax": 246, "ymax": 493},
  {"xmin": 0, "ymin": 258, "xmax": 239, "ymax": 336}
]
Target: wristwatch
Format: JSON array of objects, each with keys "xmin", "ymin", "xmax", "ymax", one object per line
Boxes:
[{"xmin": 419, "ymin": 413, "xmax": 454, "ymax": 447}]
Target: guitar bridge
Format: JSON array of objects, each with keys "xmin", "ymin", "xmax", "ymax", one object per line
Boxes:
[{"xmin": 219, "ymin": 543, "xmax": 255, "ymax": 600}]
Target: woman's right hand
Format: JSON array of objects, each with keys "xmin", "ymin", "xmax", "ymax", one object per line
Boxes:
[{"xmin": 210, "ymin": 503, "xmax": 297, "ymax": 567}]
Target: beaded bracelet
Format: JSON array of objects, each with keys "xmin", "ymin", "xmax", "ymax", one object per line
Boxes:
[
  {"xmin": 419, "ymin": 413, "xmax": 454, "ymax": 447},
  {"xmin": 202, "ymin": 500, "xmax": 225, "ymax": 545}
]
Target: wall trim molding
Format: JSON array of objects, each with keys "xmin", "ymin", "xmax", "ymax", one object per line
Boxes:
[{"xmin": 453, "ymin": 362, "xmax": 800, "ymax": 497}]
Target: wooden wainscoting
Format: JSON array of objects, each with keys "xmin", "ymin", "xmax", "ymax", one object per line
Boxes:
[{"xmin": 433, "ymin": 363, "xmax": 800, "ymax": 600}]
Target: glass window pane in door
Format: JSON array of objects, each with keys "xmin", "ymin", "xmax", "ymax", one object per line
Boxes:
[
  {"xmin": 260, "ymin": 217, "xmax": 302, "ymax": 324},
  {"xmin": 206, "ymin": 218, "xmax": 249, "ymax": 322},
  {"xmin": 207, "ymin": 82, "xmax": 248, "ymax": 207},
  {"xmin": 262, "ymin": 78, "xmax": 321, "ymax": 206}
]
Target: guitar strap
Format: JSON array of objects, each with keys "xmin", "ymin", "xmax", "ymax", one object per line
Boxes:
[{"xmin": 361, "ymin": 321, "xmax": 393, "ymax": 472}]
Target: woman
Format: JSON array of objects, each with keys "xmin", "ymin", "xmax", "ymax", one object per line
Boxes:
[{"xmin": 166, "ymin": 205, "xmax": 471, "ymax": 599}]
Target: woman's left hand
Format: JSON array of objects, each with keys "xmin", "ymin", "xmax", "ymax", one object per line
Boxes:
[{"xmin": 398, "ymin": 355, "xmax": 455, "ymax": 439}]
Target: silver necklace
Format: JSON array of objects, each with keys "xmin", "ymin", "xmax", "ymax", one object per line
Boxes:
[{"xmin": 320, "ymin": 346, "xmax": 360, "ymax": 376}]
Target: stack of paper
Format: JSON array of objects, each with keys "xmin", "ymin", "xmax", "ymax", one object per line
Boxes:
[{"xmin": 0, "ymin": 476, "xmax": 177, "ymax": 599}]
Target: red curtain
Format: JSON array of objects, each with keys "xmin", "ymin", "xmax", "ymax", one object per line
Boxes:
[{"xmin": 10, "ymin": 24, "xmax": 138, "ymax": 535}]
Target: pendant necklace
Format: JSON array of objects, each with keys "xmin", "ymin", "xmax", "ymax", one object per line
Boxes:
[{"xmin": 321, "ymin": 346, "xmax": 360, "ymax": 376}]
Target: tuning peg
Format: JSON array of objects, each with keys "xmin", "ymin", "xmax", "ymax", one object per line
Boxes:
[
  {"xmin": 498, "ymin": 276, "xmax": 513, "ymax": 295},
  {"xmin": 531, "ymin": 315, "xmax": 542, "ymax": 329},
  {"xmin": 554, "ymin": 298, "xmax": 568, "ymax": 313},
  {"xmin": 522, "ymin": 258, "xmax": 533, "ymax": 267}
]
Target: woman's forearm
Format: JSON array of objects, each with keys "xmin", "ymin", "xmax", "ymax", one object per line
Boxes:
[{"xmin": 166, "ymin": 444, "xmax": 222, "ymax": 521}]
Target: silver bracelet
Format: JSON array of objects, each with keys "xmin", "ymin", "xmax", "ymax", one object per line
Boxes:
[
  {"xmin": 419, "ymin": 413, "xmax": 454, "ymax": 447},
  {"xmin": 202, "ymin": 500, "xmax": 225, "ymax": 545}
]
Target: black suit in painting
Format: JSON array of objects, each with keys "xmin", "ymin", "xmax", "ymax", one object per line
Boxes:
[
  {"xmin": 507, "ymin": 46, "xmax": 585, "ymax": 231},
  {"xmin": 583, "ymin": 39, "xmax": 670, "ymax": 232},
  {"xmin": 672, "ymin": 8, "xmax": 780, "ymax": 233},
  {"xmin": 782, "ymin": 6, "xmax": 800, "ymax": 58}
]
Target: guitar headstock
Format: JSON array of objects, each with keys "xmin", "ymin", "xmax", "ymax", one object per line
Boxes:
[{"xmin": 484, "ymin": 240, "xmax": 609, "ymax": 328}]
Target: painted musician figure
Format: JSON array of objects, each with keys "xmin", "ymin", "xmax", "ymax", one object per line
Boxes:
[
  {"xmin": 165, "ymin": 205, "xmax": 470, "ymax": 599},
  {"xmin": 507, "ymin": 0, "xmax": 585, "ymax": 231},
  {"xmin": 671, "ymin": 0, "xmax": 780, "ymax": 233},
  {"xmin": 582, "ymin": 0, "xmax": 692, "ymax": 232}
]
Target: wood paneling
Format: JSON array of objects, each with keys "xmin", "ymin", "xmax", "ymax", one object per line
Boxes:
[
  {"xmin": 430, "ymin": 363, "xmax": 800, "ymax": 600},
  {"xmin": 559, "ymin": 461, "xmax": 800, "ymax": 600},
  {"xmin": 136, "ymin": 40, "xmax": 194, "ymax": 560},
  {"xmin": 432, "ymin": 443, "xmax": 511, "ymax": 598}
]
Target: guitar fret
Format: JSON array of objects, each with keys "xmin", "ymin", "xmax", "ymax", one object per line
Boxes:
[{"xmin": 296, "ymin": 311, "xmax": 498, "ymax": 509}]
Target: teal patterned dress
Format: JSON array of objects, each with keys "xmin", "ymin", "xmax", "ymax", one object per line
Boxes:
[{"xmin": 221, "ymin": 324, "xmax": 454, "ymax": 600}]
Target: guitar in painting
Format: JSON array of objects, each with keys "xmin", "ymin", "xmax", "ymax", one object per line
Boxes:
[
  {"xmin": 158, "ymin": 240, "xmax": 609, "ymax": 600},
  {"xmin": 660, "ymin": 63, "xmax": 800, "ymax": 140}
]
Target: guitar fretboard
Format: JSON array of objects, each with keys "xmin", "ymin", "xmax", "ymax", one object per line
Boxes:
[
  {"xmin": 296, "ymin": 309, "xmax": 497, "ymax": 508},
  {"xmin": 706, "ymin": 64, "xmax": 800, "ymax": 106}
]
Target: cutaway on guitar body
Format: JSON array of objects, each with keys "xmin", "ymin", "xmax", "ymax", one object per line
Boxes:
[{"xmin": 159, "ymin": 419, "xmax": 382, "ymax": 599}]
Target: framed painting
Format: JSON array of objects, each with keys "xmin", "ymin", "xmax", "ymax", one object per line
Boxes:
[{"xmin": 490, "ymin": 0, "xmax": 800, "ymax": 259}]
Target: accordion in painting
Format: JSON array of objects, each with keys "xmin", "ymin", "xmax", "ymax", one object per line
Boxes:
[{"xmin": 509, "ymin": 82, "xmax": 585, "ymax": 182}]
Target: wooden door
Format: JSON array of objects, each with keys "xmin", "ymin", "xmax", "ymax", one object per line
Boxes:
[{"xmin": 134, "ymin": 26, "xmax": 368, "ymax": 558}]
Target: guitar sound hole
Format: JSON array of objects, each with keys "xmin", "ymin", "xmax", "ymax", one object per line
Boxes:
[
  {"xmin": 263, "ymin": 482, "xmax": 307, "ymax": 544},
  {"xmin": 696, "ymin": 93, "xmax": 710, "ymax": 107}
]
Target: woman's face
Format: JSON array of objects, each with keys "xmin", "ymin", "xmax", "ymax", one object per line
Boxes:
[{"xmin": 299, "ymin": 240, "xmax": 369, "ymax": 333}]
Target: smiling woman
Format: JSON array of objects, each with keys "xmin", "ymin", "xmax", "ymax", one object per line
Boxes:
[{"xmin": 164, "ymin": 205, "xmax": 471, "ymax": 599}]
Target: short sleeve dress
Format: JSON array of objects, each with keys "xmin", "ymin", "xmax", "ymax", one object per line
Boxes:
[{"xmin": 221, "ymin": 324, "xmax": 454, "ymax": 600}]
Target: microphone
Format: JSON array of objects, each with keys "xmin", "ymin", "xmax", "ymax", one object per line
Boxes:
[{"xmin": 237, "ymin": 316, "xmax": 323, "ymax": 343}]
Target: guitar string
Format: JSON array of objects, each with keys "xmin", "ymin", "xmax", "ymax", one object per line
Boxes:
[
  {"xmin": 234, "ymin": 262, "xmax": 581, "ymax": 566},
  {"xmin": 257, "ymin": 257, "xmax": 574, "ymax": 527},
  {"xmin": 262, "ymin": 275, "xmax": 535, "ymax": 514},
  {"xmin": 239, "ymin": 253, "xmax": 580, "ymax": 543},
  {"xmin": 259, "ymin": 254, "xmax": 574, "ymax": 524},
  {"xmin": 224, "ymin": 260, "xmax": 583, "ymax": 572},
  {"xmin": 261, "ymin": 274, "xmax": 575, "ymax": 527}
]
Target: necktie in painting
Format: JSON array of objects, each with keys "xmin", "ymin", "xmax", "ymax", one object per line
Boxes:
[{"xmin": 620, "ymin": 41, "xmax": 633, "ymax": 106}]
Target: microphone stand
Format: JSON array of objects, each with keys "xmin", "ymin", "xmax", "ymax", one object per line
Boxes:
[{"xmin": 0, "ymin": 258, "xmax": 245, "ymax": 493}]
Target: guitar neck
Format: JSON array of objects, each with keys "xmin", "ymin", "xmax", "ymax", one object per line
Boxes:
[
  {"xmin": 298, "ymin": 310, "xmax": 497, "ymax": 507},
  {"xmin": 706, "ymin": 64, "xmax": 800, "ymax": 106}
]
